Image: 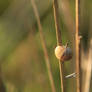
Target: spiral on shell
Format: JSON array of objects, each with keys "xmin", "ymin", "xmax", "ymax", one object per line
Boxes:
[{"xmin": 55, "ymin": 45, "xmax": 72, "ymax": 62}]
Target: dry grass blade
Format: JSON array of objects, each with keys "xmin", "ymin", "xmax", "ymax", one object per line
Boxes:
[
  {"xmin": 53, "ymin": 0, "xmax": 62, "ymax": 46},
  {"xmin": 83, "ymin": 17, "xmax": 92, "ymax": 92},
  {"xmin": 75, "ymin": 0, "xmax": 81, "ymax": 92},
  {"xmin": 53, "ymin": 0, "xmax": 65, "ymax": 92},
  {"xmin": 30, "ymin": 0, "xmax": 56, "ymax": 92},
  {"xmin": 83, "ymin": 39, "xmax": 92, "ymax": 92}
]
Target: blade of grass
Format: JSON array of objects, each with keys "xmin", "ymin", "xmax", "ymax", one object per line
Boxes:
[
  {"xmin": 75, "ymin": 0, "xmax": 81, "ymax": 92},
  {"xmin": 83, "ymin": 40, "xmax": 92, "ymax": 92},
  {"xmin": 30, "ymin": 0, "xmax": 56, "ymax": 92},
  {"xmin": 83, "ymin": 17, "xmax": 92, "ymax": 92},
  {"xmin": 53, "ymin": 0, "xmax": 65, "ymax": 92}
]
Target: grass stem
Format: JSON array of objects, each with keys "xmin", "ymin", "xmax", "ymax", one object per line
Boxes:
[
  {"xmin": 75, "ymin": 0, "xmax": 81, "ymax": 92},
  {"xmin": 31, "ymin": 0, "xmax": 56, "ymax": 92},
  {"xmin": 53, "ymin": 0, "xmax": 65, "ymax": 92}
]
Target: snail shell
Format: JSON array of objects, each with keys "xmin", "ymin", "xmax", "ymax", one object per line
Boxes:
[{"xmin": 55, "ymin": 45, "xmax": 72, "ymax": 62}]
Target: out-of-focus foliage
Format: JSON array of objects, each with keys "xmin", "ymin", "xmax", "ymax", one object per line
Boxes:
[
  {"xmin": 0, "ymin": 0, "xmax": 92, "ymax": 92},
  {"xmin": 0, "ymin": 0, "xmax": 11, "ymax": 15}
]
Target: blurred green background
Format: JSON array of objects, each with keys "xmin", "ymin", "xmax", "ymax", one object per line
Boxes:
[{"xmin": 0, "ymin": 0, "xmax": 92, "ymax": 92}]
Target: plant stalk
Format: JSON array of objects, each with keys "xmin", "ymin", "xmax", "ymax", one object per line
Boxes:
[
  {"xmin": 31, "ymin": 0, "xmax": 56, "ymax": 92},
  {"xmin": 53, "ymin": 0, "xmax": 65, "ymax": 92},
  {"xmin": 75, "ymin": 0, "xmax": 81, "ymax": 92}
]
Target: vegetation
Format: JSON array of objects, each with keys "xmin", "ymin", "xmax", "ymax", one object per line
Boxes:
[{"xmin": 0, "ymin": 0, "xmax": 92, "ymax": 92}]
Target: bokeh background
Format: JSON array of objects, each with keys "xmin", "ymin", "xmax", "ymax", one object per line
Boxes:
[{"xmin": 0, "ymin": 0, "xmax": 92, "ymax": 92}]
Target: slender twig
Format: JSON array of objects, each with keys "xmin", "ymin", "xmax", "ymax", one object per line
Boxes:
[
  {"xmin": 53, "ymin": 0, "xmax": 62, "ymax": 46},
  {"xmin": 30, "ymin": 0, "xmax": 56, "ymax": 92},
  {"xmin": 75, "ymin": 0, "xmax": 81, "ymax": 92},
  {"xmin": 53, "ymin": 0, "xmax": 65, "ymax": 92}
]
